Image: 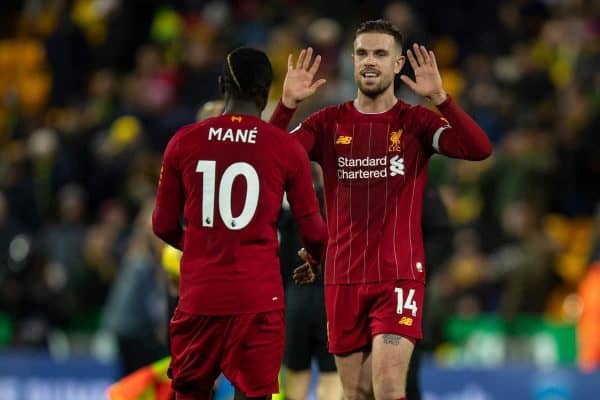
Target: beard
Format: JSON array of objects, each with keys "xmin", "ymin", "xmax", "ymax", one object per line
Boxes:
[{"xmin": 357, "ymin": 75, "xmax": 394, "ymax": 98}]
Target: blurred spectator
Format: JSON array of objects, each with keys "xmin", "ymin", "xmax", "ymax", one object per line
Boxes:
[
  {"xmin": 101, "ymin": 199, "xmax": 169, "ymax": 376},
  {"xmin": 490, "ymin": 201, "xmax": 558, "ymax": 319},
  {"xmin": 41, "ymin": 184, "xmax": 87, "ymax": 319}
]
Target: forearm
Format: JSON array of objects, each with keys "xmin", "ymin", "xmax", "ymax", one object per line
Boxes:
[
  {"xmin": 152, "ymin": 206, "xmax": 183, "ymax": 250},
  {"xmin": 435, "ymin": 97, "xmax": 493, "ymax": 161},
  {"xmin": 295, "ymin": 211, "xmax": 328, "ymax": 264},
  {"xmin": 270, "ymin": 100, "xmax": 297, "ymax": 130}
]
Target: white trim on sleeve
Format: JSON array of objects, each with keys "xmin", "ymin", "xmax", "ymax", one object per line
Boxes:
[{"xmin": 432, "ymin": 125, "xmax": 449, "ymax": 152}]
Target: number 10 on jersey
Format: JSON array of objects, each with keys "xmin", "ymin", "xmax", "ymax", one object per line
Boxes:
[
  {"xmin": 196, "ymin": 160, "xmax": 260, "ymax": 230},
  {"xmin": 395, "ymin": 288, "xmax": 418, "ymax": 317}
]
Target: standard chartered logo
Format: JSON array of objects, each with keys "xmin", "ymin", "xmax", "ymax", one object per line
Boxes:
[
  {"xmin": 389, "ymin": 155, "xmax": 405, "ymax": 176},
  {"xmin": 337, "ymin": 155, "xmax": 405, "ymax": 180}
]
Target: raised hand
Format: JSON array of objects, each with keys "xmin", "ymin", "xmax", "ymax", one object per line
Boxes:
[
  {"xmin": 282, "ymin": 47, "xmax": 327, "ymax": 109},
  {"xmin": 400, "ymin": 44, "xmax": 447, "ymax": 105}
]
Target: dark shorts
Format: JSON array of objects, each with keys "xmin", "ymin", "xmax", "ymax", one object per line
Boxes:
[
  {"xmin": 284, "ymin": 284, "xmax": 336, "ymax": 372},
  {"xmin": 325, "ymin": 280, "xmax": 424, "ymax": 355},
  {"xmin": 168, "ymin": 308, "xmax": 285, "ymax": 398}
]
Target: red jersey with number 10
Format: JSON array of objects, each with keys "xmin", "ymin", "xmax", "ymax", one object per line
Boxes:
[{"xmin": 153, "ymin": 114, "xmax": 327, "ymax": 315}]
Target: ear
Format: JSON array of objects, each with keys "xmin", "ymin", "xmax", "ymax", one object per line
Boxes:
[
  {"xmin": 255, "ymin": 88, "xmax": 269, "ymax": 112},
  {"xmin": 218, "ymin": 75, "xmax": 224, "ymax": 95},
  {"xmin": 394, "ymin": 55, "xmax": 405, "ymax": 75}
]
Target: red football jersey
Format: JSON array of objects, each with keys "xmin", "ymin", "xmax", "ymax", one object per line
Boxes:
[
  {"xmin": 153, "ymin": 114, "xmax": 327, "ymax": 315},
  {"xmin": 270, "ymin": 98, "xmax": 489, "ymax": 284}
]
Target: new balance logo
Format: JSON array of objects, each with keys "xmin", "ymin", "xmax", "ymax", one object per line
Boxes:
[
  {"xmin": 336, "ymin": 136, "xmax": 352, "ymax": 144},
  {"xmin": 389, "ymin": 155, "xmax": 405, "ymax": 176},
  {"xmin": 231, "ymin": 116, "xmax": 242, "ymax": 122},
  {"xmin": 398, "ymin": 316, "xmax": 413, "ymax": 326}
]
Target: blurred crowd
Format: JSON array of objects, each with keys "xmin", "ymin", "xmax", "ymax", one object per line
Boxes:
[{"xmin": 1, "ymin": 0, "xmax": 600, "ymax": 372}]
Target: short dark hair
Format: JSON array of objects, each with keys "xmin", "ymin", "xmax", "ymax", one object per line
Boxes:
[
  {"xmin": 355, "ymin": 19, "xmax": 404, "ymax": 49},
  {"xmin": 221, "ymin": 47, "xmax": 273, "ymax": 101}
]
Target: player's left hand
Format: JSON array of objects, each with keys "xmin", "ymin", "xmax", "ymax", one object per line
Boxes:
[{"xmin": 400, "ymin": 43, "xmax": 448, "ymax": 105}]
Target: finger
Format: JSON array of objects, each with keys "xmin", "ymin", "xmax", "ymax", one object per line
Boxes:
[
  {"xmin": 288, "ymin": 53, "xmax": 294, "ymax": 71},
  {"xmin": 308, "ymin": 54, "xmax": 322, "ymax": 76},
  {"xmin": 296, "ymin": 49, "xmax": 306, "ymax": 69},
  {"xmin": 293, "ymin": 271, "xmax": 310, "ymax": 280},
  {"xmin": 296, "ymin": 274, "xmax": 315, "ymax": 285},
  {"xmin": 297, "ymin": 248, "xmax": 308, "ymax": 261},
  {"xmin": 413, "ymin": 43, "xmax": 425, "ymax": 66},
  {"xmin": 293, "ymin": 263, "xmax": 309, "ymax": 274},
  {"xmin": 293, "ymin": 271, "xmax": 313, "ymax": 284},
  {"xmin": 420, "ymin": 45, "xmax": 431, "ymax": 65},
  {"xmin": 292, "ymin": 274, "xmax": 307, "ymax": 283},
  {"xmin": 406, "ymin": 49, "xmax": 418, "ymax": 70},
  {"xmin": 309, "ymin": 78, "xmax": 327, "ymax": 92},
  {"xmin": 429, "ymin": 50, "xmax": 438, "ymax": 69},
  {"xmin": 400, "ymin": 75, "xmax": 417, "ymax": 91},
  {"xmin": 293, "ymin": 275, "xmax": 307, "ymax": 284},
  {"xmin": 302, "ymin": 47, "xmax": 313, "ymax": 70}
]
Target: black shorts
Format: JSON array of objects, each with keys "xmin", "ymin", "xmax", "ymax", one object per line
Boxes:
[{"xmin": 284, "ymin": 284, "xmax": 336, "ymax": 372}]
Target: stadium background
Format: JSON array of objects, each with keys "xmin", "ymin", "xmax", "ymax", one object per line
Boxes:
[{"xmin": 0, "ymin": 0, "xmax": 599, "ymax": 399}]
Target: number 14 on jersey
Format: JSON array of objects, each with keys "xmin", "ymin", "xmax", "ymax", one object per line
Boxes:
[{"xmin": 395, "ymin": 288, "xmax": 418, "ymax": 317}]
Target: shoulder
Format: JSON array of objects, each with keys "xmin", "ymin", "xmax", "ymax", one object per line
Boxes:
[
  {"xmin": 309, "ymin": 103, "xmax": 350, "ymax": 122},
  {"xmin": 402, "ymin": 102, "xmax": 439, "ymax": 121},
  {"xmin": 263, "ymin": 120, "xmax": 301, "ymax": 149},
  {"xmin": 173, "ymin": 117, "xmax": 221, "ymax": 140},
  {"xmin": 292, "ymin": 102, "xmax": 352, "ymax": 133},
  {"xmin": 261, "ymin": 121, "xmax": 307, "ymax": 158}
]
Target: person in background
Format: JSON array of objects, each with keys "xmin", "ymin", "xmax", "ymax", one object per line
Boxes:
[{"xmin": 278, "ymin": 164, "xmax": 342, "ymax": 400}]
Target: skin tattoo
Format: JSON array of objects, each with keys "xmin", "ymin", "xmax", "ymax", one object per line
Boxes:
[{"xmin": 383, "ymin": 334, "xmax": 402, "ymax": 345}]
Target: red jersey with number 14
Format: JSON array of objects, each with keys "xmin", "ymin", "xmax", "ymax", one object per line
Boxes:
[
  {"xmin": 270, "ymin": 98, "xmax": 490, "ymax": 285},
  {"xmin": 153, "ymin": 114, "xmax": 327, "ymax": 315}
]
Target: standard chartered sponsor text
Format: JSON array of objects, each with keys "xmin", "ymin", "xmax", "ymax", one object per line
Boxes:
[
  {"xmin": 337, "ymin": 156, "xmax": 387, "ymax": 168},
  {"xmin": 337, "ymin": 156, "xmax": 404, "ymax": 180}
]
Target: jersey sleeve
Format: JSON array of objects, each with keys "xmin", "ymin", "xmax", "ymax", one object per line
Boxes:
[
  {"xmin": 284, "ymin": 139, "xmax": 328, "ymax": 263},
  {"xmin": 415, "ymin": 96, "xmax": 492, "ymax": 160},
  {"xmin": 152, "ymin": 133, "xmax": 185, "ymax": 250},
  {"xmin": 270, "ymin": 100, "xmax": 323, "ymax": 163}
]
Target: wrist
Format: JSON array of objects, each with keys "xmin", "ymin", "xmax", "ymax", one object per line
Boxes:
[
  {"xmin": 282, "ymin": 95, "xmax": 299, "ymax": 109},
  {"xmin": 429, "ymin": 91, "xmax": 448, "ymax": 106},
  {"xmin": 305, "ymin": 252, "xmax": 317, "ymax": 265}
]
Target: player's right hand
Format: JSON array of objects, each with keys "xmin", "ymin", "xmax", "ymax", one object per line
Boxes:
[
  {"xmin": 293, "ymin": 262, "xmax": 320, "ymax": 285},
  {"xmin": 293, "ymin": 247, "xmax": 321, "ymax": 285},
  {"xmin": 282, "ymin": 47, "xmax": 327, "ymax": 109}
]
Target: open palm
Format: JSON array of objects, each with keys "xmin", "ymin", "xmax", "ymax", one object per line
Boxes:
[
  {"xmin": 282, "ymin": 47, "xmax": 327, "ymax": 108},
  {"xmin": 400, "ymin": 44, "xmax": 446, "ymax": 104}
]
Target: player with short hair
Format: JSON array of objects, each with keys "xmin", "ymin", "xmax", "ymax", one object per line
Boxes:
[
  {"xmin": 271, "ymin": 19, "xmax": 492, "ymax": 400},
  {"xmin": 152, "ymin": 47, "xmax": 328, "ymax": 400}
]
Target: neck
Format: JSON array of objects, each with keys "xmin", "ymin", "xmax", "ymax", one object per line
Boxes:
[
  {"xmin": 353, "ymin": 86, "xmax": 398, "ymax": 113},
  {"xmin": 222, "ymin": 98, "xmax": 262, "ymax": 117}
]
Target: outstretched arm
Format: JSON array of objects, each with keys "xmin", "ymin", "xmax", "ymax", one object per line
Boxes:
[
  {"xmin": 285, "ymin": 142, "xmax": 328, "ymax": 280},
  {"xmin": 401, "ymin": 44, "xmax": 492, "ymax": 160},
  {"xmin": 152, "ymin": 137, "xmax": 184, "ymax": 250}
]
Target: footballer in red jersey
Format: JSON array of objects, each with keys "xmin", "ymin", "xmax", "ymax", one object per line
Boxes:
[
  {"xmin": 152, "ymin": 47, "xmax": 327, "ymax": 400},
  {"xmin": 270, "ymin": 20, "xmax": 492, "ymax": 400}
]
